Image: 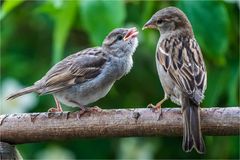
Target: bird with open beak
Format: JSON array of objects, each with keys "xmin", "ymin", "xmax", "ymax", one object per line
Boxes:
[{"xmin": 7, "ymin": 27, "xmax": 139, "ymax": 117}]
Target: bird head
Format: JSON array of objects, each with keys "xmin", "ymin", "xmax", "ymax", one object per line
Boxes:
[
  {"xmin": 102, "ymin": 27, "xmax": 139, "ymax": 57},
  {"xmin": 142, "ymin": 7, "xmax": 193, "ymax": 35}
]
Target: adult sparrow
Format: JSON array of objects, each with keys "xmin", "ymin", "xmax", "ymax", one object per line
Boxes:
[
  {"xmin": 143, "ymin": 7, "xmax": 207, "ymax": 154},
  {"xmin": 7, "ymin": 27, "xmax": 139, "ymax": 114}
]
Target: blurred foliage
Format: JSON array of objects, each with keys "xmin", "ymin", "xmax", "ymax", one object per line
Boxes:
[
  {"xmin": 80, "ymin": 0, "xmax": 126, "ymax": 46},
  {"xmin": 1, "ymin": 0, "xmax": 239, "ymax": 159},
  {"xmin": 178, "ymin": 1, "xmax": 230, "ymax": 60}
]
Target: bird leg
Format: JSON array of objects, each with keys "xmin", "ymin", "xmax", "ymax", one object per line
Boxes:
[
  {"xmin": 48, "ymin": 96, "xmax": 63, "ymax": 112},
  {"xmin": 89, "ymin": 106, "xmax": 103, "ymax": 112},
  {"xmin": 77, "ymin": 105, "xmax": 88, "ymax": 120},
  {"xmin": 67, "ymin": 100, "xmax": 97, "ymax": 119},
  {"xmin": 147, "ymin": 93, "xmax": 168, "ymax": 114}
]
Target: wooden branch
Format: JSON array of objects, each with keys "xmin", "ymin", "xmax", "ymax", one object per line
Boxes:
[{"xmin": 0, "ymin": 107, "xmax": 239, "ymax": 144}]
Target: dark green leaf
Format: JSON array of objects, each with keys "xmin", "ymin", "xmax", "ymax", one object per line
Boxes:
[
  {"xmin": 35, "ymin": 1, "xmax": 77, "ymax": 64},
  {"xmin": 79, "ymin": 0, "xmax": 126, "ymax": 45},
  {"xmin": 52, "ymin": 1, "xmax": 77, "ymax": 64},
  {"xmin": 203, "ymin": 66, "xmax": 227, "ymax": 106},
  {"xmin": 0, "ymin": 0, "xmax": 24, "ymax": 21},
  {"xmin": 227, "ymin": 60, "xmax": 239, "ymax": 105},
  {"xmin": 178, "ymin": 1, "xmax": 230, "ymax": 60}
]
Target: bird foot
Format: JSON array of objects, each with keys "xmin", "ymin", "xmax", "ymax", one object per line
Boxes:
[
  {"xmin": 147, "ymin": 104, "xmax": 161, "ymax": 112},
  {"xmin": 77, "ymin": 109, "xmax": 88, "ymax": 120},
  {"xmin": 49, "ymin": 96, "xmax": 63, "ymax": 112},
  {"xmin": 48, "ymin": 107, "xmax": 63, "ymax": 113},
  {"xmin": 147, "ymin": 103, "xmax": 162, "ymax": 120},
  {"xmin": 89, "ymin": 106, "xmax": 102, "ymax": 112},
  {"xmin": 76, "ymin": 106, "xmax": 102, "ymax": 120}
]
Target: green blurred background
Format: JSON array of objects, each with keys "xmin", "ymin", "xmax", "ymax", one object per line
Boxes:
[{"xmin": 1, "ymin": 0, "xmax": 239, "ymax": 159}]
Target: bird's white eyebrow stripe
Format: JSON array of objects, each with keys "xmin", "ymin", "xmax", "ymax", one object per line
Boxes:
[{"xmin": 159, "ymin": 47, "xmax": 169, "ymax": 56}]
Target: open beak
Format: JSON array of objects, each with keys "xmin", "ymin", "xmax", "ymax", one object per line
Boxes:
[
  {"xmin": 123, "ymin": 27, "xmax": 138, "ymax": 41},
  {"xmin": 142, "ymin": 19, "xmax": 156, "ymax": 30}
]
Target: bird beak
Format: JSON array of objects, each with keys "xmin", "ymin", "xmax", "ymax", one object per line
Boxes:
[
  {"xmin": 123, "ymin": 27, "xmax": 138, "ymax": 41},
  {"xmin": 142, "ymin": 19, "xmax": 156, "ymax": 30}
]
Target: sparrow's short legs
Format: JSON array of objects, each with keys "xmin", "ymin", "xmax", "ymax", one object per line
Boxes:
[
  {"xmin": 77, "ymin": 105, "xmax": 88, "ymax": 120},
  {"xmin": 67, "ymin": 100, "xmax": 88, "ymax": 119},
  {"xmin": 148, "ymin": 93, "xmax": 168, "ymax": 114},
  {"xmin": 77, "ymin": 106, "xmax": 103, "ymax": 119},
  {"xmin": 89, "ymin": 106, "xmax": 102, "ymax": 112},
  {"xmin": 48, "ymin": 96, "xmax": 63, "ymax": 112}
]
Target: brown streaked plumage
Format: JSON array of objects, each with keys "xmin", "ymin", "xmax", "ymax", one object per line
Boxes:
[
  {"xmin": 7, "ymin": 27, "xmax": 139, "ymax": 114},
  {"xmin": 143, "ymin": 7, "xmax": 207, "ymax": 154}
]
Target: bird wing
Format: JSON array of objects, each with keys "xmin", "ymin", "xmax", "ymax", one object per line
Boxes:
[
  {"xmin": 157, "ymin": 37, "xmax": 207, "ymax": 103},
  {"xmin": 36, "ymin": 47, "xmax": 107, "ymax": 95}
]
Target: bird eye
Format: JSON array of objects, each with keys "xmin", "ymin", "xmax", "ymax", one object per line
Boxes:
[
  {"xmin": 117, "ymin": 35, "xmax": 123, "ymax": 41},
  {"xmin": 157, "ymin": 19, "xmax": 163, "ymax": 24}
]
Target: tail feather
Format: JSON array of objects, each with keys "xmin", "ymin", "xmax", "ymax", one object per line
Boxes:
[
  {"xmin": 182, "ymin": 105, "xmax": 194, "ymax": 152},
  {"xmin": 6, "ymin": 86, "xmax": 38, "ymax": 100},
  {"xmin": 182, "ymin": 96, "xmax": 205, "ymax": 154}
]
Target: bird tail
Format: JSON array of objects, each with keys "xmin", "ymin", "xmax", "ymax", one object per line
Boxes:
[
  {"xmin": 181, "ymin": 96, "xmax": 205, "ymax": 154},
  {"xmin": 6, "ymin": 85, "xmax": 38, "ymax": 100}
]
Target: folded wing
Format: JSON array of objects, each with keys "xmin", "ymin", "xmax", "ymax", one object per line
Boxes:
[
  {"xmin": 36, "ymin": 47, "xmax": 107, "ymax": 95},
  {"xmin": 157, "ymin": 37, "xmax": 206, "ymax": 103}
]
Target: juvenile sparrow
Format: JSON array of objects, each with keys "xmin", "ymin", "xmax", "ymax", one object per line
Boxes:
[
  {"xmin": 143, "ymin": 7, "xmax": 207, "ymax": 154},
  {"xmin": 7, "ymin": 27, "xmax": 139, "ymax": 113}
]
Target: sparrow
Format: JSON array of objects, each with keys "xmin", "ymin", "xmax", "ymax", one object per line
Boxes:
[
  {"xmin": 143, "ymin": 7, "xmax": 207, "ymax": 154},
  {"xmin": 7, "ymin": 27, "xmax": 139, "ymax": 114}
]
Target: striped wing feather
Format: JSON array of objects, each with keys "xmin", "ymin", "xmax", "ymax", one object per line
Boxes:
[
  {"xmin": 35, "ymin": 47, "xmax": 107, "ymax": 95},
  {"xmin": 157, "ymin": 37, "xmax": 206, "ymax": 103}
]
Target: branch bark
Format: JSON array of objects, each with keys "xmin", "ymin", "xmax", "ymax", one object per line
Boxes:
[{"xmin": 0, "ymin": 107, "xmax": 239, "ymax": 144}]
